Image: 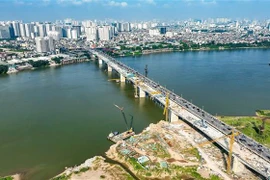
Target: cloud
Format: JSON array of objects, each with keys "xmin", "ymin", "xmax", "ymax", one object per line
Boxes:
[
  {"xmin": 107, "ymin": 1, "xmax": 128, "ymax": 7},
  {"xmin": 145, "ymin": 0, "xmax": 155, "ymax": 5}
]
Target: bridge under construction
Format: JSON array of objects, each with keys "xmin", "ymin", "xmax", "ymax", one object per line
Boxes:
[{"xmin": 88, "ymin": 49, "xmax": 270, "ymax": 179}]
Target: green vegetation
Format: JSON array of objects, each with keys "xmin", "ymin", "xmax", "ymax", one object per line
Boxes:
[
  {"xmin": 51, "ymin": 174, "xmax": 71, "ymax": 180},
  {"xmin": 171, "ymin": 165, "xmax": 219, "ymax": 180},
  {"xmin": 256, "ymin": 110, "xmax": 270, "ymax": 117},
  {"xmin": 51, "ymin": 57, "xmax": 64, "ymax": 64},
  {"xmin": 0, "ymin": 176, "xmax": 13, "ymax": 180},
  {"xmin": 219, "ymin": 116, "xmax": 270, "ymax": 147},
  {"xmin": 0, "ymin": 65, "xmax": 9, "ymax": 74},
  {"xmin": 28, "ymin": 60, "xmax": 50, "ymax": 68},
  {"xmin": 128, "ymin": 157, "xmax": 144, "ymax": 171}
]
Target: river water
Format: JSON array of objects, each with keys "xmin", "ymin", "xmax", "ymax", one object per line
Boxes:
[{"xmin": 0, "ymin": 49, "xmax": 269, "ymax": 179}]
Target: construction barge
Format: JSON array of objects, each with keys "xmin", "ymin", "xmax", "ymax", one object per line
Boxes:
[{"xmin": 107, "ymin": 129, "xmax": 135, "ymax": 143}]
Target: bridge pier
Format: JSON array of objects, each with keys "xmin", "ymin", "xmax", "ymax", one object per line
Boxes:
[
  {"xmin": 120, "ymin": 74, "xmax": 126, "ymax": 83},
  {"xmin": 232, "ymin": 156, "xmax": 245, "ymax": 174},
  {"xmin": 170, "ymin": 111, "xmax": 179, "ymax": 123},
  {"xmin": 98, "ymin": 59, "xmax": 103, "ymax": 65},
  {"xmin": 107, "ymin": 65, "xmax": 112, "ymax": 72},
  {"xmin": 138, "ymin": 87, "xmax": 146, "ymax": 98}
]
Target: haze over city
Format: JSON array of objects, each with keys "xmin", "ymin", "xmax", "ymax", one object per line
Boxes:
[{"xmin": 1, "ymin": 0, "xmax": 270, "ymax": 21}]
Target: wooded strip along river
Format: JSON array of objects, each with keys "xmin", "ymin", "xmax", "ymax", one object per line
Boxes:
[{"xmin": 0, "ymin": 49, "xmax": 269, "ymax": 179}]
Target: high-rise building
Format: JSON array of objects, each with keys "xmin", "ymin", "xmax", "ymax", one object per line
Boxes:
[
  {"xmin": 12, "ymin": 21, "xmax": 20, "ymax": 37},
  {"xmin": 33, "ymin": 25, "xmax": 39, "ymax": 37},
  {"xmin": 85, "ymin": 27, "xmax": 98, "ymax": 41},
  {"xmin": 71, "ymin": 29, "xmax": 78, "ymax": 39},
  {"xmin": 72, "ymin": 26, "xmax": 81, "ymax": 37},
  {"xmin": 35, "ymin": 37, "xmax": 49, "ymax": 53},
  {"xmin": 98, "ymin": 26, "xmax": 112, "ymax": 41},
  {"xmin": 25, "ymin": 23, "xmax": 34, "ymax": 38},
  {"xmin": 121, "ymin": 22, "xmax": 131, "ymax": 32},
  {"xmin": 46, "ymin": 36, "xmax": 55, "ymax": 52},
  {"xmin": 159, "ymin": 27, "xmax": 167, "ymax": 34},
  {"xmin": 45, "ymin": 23, "xmax": 52, "ymax": 34},
  {"xmin": 38, "ymin": 24, "xmax": 46, "ymax": 37},
  {"xmin": 47, "ymin": 31, "xmax": 60, "ymax": 41},
  {"xmin": 0, "ymin": 25, "xmax": 11, "ymax": 39},
  {"xmin": 19, "ymin": 23, "xmax": 26, "ymax": 37}
]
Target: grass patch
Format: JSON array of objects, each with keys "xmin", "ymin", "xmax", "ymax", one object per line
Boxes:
[
  {"xmin": 256, "ymin": 110, "xmax": 270, "ymax": 117},
  {"xmin": 219, "ymin": 116, "xmax": 270, "ymax": 147},
  {"xmin": 0, "ymin": 177, "xmax": 13, "ymax": 180},
  {"xmin": 51, "ymin": 174, "xmax": 71, "ymax": 180},
  {"xmin": 128, "ymin": 157, "xmax": 144, "ymax": 170}
]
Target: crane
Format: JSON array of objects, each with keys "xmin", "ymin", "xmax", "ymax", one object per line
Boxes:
[
  {"xmin": 186, "ymin": 130, "xmax": 240, "ymax": 174},
  {"xmin": 114, "ymin": 104, "xmax": 133, "ymax": 131},
  {"xmin": 163, "ymin": 92, "xmax": 170, "ymax": 122}
]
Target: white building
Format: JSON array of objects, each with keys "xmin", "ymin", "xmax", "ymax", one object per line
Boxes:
[
  {"xmin": 19, "ymin": 23, "xmax": 26, "ymax": 37},
  {"xmin": 25, "ymin": 23, "xmax": 34, "ymax": 38},
  {"xmin": 149, "ymin": 29, "xmax": 160, "ymax": 37},
  {"xmin": 38, "ymin": 24, "xmax": 46, "ymax": 37},
  {"xmin": 71, "ymin": 29, "xmax": 78, "ymax": 39},
  {"xmin": 35, "ymin": 37, "xmax": 54, "ymax": 53},
  {"xmin": 85, "ymin": 27, "xmax": 98, "ymax": 41},
  {"xmin": 47, "ymin": 31, "xmax": 60, "ymax": 41},
  {"xmin": 98, "ymin": 26, "xmax": 112, "ymax": 41},
  {"xmin": 12, "ymin": 21, "xmax": 20, "ymax": 37}
]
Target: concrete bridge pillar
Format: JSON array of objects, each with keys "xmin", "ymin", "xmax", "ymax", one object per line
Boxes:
[
  {"xmin": 120, "ymin": 74, "xmax": 126, "ymax": 82},
  {"xmin": 170, "ymin": 111, "xmax": 178, "ymax": 123},
  {"xmin": 98, "ymin": 59, "xmax": 103, "ymax": 65},
  {"xmin": 107, "ymin": 65, "xmax": 112, "ymax": 72},
  {"xmin": 138, "ymin": 87, "xmax": 146, "ymax": 98},
  {"xmin": 232, "ymin": 156, "xmax": 245, "ymax": 174}
]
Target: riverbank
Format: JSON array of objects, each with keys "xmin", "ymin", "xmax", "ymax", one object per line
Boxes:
[
  {"xmin": 0, "ymin": 174, "xmax": 20, "ymax": 180},
  {"xmin": 218, "ymin": 110, "xmax": 270, "ymax": 148},
  {"xmin": 107, "ymin": 45, "xmax": 270, "ymax": 58},
  {"xmin": 53, "ymin": 120, "xmax": 259, "ymax": 180}
]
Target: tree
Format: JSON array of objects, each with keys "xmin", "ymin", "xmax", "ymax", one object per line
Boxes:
[{"xmin": 0, "ymin": 65, "xmax": 9, "ymax": 74}]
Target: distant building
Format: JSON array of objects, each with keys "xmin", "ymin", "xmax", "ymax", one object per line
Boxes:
[
  {"xmin": 38, "ymin": 24, "xmax": 46, "ymax": 37},
  {"xmin": 159, "ymin": 27, "xmax": 167, "ymax": 34},
  {"xmin": 85, "ymin": 27, "xmax": 98, "ymax": 41},
  {"xmin": 47, "ymin": 31, "xmax": 61, "ymax": 41},
  {"xmin": 12, "ymin": 21, "xmax": 20, "ymax": 37},
  {"xmin": 0, "ymin": 25, "xmax": 11, "ymax": 39},
  {"xmin": 25, "ymin": 23, "xmax": 34, "ymax": 38},
  {"xmin": 71, "ymin": 29, "xmax": 78, "ymax": 40},
  {"xmin": 98, "ymin": 26, "xmax": 112, "ymax": 41},
  {"xmin": 35, "ymin": 37, "xmax": 50, "ymax": 53},
  {"xmin": 19, "ymin": 23, "xmax": 26, "ymax": 37}
]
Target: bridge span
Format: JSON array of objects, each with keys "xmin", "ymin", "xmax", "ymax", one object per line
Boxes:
[{"xmin": 89, "ymin": 49, "xmax": 270, "ymax": 179}]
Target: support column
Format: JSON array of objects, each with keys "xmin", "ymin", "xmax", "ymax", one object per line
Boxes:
[
  {"xmin": 232, "ymin": 156, "xmax": 245, "ymax": 174},
  {"xmin": 107, "ymin": 65, "xmax": 112, "ymax": 72},
  {"xmin": 98, "ymin": 59, "xmax": 103, "ymax": 65},
  {"xmin": 170, "ymin": 111, "xmax": 178, "ymax": 123},
  {"xmin": 138, "ymin": 87, "xmax": 146, "ymax": 98},
  {"xmin": 120, "ymin": 74, "xmax": 126, "ymax": 82}
]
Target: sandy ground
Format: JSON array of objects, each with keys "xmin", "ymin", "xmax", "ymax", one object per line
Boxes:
[{"xmin": 53, "ymin": 156, "xmax": 133, "ymax": 180}]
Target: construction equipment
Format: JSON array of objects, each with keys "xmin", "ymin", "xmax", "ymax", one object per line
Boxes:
[
  {"xmin": 114, "ymin": 104, "xmax": 133, "ymax": 131},
  {"xmin": 134, "ymin": 76, "xmax": 140, "ymax": 98},
  {"xmin": 144, "ymin": 64, "xmax": 148, "ymax": 77},
  {"xmin": 163, "ymin": 92, "xmax": 170, "ymax": 122},
  {"xmin": 186, "ymin": 130, "xmax": 240, "ymax": 174}
]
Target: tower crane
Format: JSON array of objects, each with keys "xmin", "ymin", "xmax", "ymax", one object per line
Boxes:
[
  {"xmin": 186, "ymin": 130, "xmax": 240, "ymax": 174},
  {"xmin": 163, "ymin": 92, "xmax": 170, "ymax": 122}
]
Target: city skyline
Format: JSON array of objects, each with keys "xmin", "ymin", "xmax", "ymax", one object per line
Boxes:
[{"xmin": 0, "ymin": 0, "xmax": 270, "ymax": 22}]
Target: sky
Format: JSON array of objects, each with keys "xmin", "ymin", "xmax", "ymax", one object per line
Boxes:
[{"xmin": 0, "ymin": 0, "xmax": 269, "ymax": 22}]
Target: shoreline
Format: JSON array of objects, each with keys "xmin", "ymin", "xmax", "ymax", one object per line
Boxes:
[{"xmin": 113, "ymin": 46, "xmax": 270, "ymax": 58}]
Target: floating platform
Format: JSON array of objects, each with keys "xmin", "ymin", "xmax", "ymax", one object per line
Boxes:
[{"xmin": 107, "ymin": 130, "xmax": 135, "ymax": 143}]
